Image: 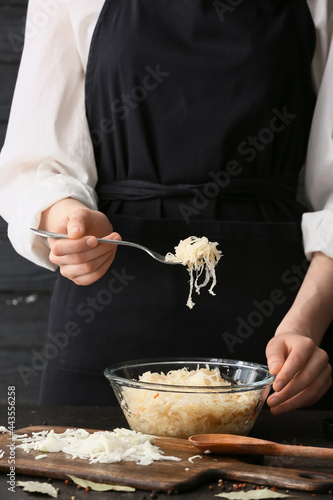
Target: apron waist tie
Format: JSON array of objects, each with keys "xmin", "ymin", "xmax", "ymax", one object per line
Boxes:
[{"xmin": 96, "ymin": 177, "xmax": 298, "ymax": 202}]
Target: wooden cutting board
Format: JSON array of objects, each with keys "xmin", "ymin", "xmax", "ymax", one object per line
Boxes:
[{"xmin": 1, "ymin": 426, "xmax": 333, "ymax": 493}]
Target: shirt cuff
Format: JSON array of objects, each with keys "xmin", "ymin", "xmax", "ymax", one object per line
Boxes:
[
  {"xmin": 7, "ymin": 175, "xmax": 98, "ymax": 271},
  {"xmin": 302, "ymin": 210, "xmax": 333, "ymax": 260}
]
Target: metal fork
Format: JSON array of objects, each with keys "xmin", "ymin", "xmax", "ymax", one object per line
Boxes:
[{"xmin": 30, "ymin": 228, "xmax": 181, "ymax": 265}]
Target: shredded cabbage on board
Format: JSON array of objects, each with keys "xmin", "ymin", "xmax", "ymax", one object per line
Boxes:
[
  {"xmin": 165, "ymin": 236, "xmax": 222, "ymax": 308},
  {"xmin": 122, "ymin": 366, "xmax": 260, "ymax": 439},
  {"xmin": 12, "ymin": 427, "xmax": 180, "ymax": 466}
]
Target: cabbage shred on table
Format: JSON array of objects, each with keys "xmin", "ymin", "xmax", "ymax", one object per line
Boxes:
[
  {"xmin": 12, "ymin": 427, "xmax": 180, "ymax": 466},
  {"xmin": 165, "ymin": 236, "xmax": 222, "ymax": 308}
]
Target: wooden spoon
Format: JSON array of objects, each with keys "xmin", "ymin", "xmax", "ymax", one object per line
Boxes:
[{"xmin": 188, "ymin": 434, "xmax": 333, "ymax": 460}]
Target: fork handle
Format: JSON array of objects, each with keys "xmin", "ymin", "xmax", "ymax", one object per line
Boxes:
[{"xmin": 97, "ymin": 238, "xmax": 141, "ymax": 250}]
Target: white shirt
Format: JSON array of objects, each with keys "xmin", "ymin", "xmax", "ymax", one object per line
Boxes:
[{"xmin": 0, "ymin": 0, "xmax": 332, "ymax": 271}]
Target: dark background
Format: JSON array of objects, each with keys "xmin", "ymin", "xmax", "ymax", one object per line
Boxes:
[{"xmin": 0, "ymin": 0, "xmax": 56, "ymax": 405}]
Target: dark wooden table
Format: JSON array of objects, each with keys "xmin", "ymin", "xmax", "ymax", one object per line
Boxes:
[{"xmin": 0, "ymin": 405, "xmax": 332, "ymax": 500}]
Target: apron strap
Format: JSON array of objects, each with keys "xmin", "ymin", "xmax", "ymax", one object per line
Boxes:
[{"xmin": 96, "ymin": 177, "xmax": 298, "ymax": 202}]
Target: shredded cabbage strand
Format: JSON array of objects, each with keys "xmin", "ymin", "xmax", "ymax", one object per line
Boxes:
[{"xmin": 165, "ymin": 236, "xmax": 222, "ymax": 308}]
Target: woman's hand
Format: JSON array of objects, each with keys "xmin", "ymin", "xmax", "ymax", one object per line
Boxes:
[
  {"xmin": 40, "ymin": 198, "xmax": 121, "ymax": 285},
  {"xmin": 266, "ymin": 331, "xmax": 332, "ymax": 414},
  {"xmin": 264, "ymin": 251, "xmax": 333, "ymax": 414}
]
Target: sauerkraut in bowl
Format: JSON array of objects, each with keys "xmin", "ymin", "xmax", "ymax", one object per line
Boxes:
[{"xmin": 104, "ymin": 359, "xmax": 275, "ymax": 439}]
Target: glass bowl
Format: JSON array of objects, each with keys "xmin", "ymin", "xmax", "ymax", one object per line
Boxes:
[{"xmin": 104, "ymin": 358, "xmax": 275, "ymax": 439}]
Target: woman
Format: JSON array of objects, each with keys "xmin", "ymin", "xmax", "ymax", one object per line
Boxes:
[{"xmin": 0, "ymin": 0, "xmax": 332, "ymax": 411}]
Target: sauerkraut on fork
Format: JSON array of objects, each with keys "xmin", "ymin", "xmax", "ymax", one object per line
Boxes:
[{"xmin": 165, "ymin": 236, "xmax": 222, "ymax": 309}]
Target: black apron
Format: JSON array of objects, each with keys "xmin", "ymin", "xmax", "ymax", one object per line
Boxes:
[{"xmin": 40, "ymin": 0, "xmax": 320, "ymax": 405}]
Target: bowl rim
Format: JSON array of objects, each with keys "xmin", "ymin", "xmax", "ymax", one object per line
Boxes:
[{"xmin": 104, "ymin": 357, "xmax": 276, "ymax": 393}]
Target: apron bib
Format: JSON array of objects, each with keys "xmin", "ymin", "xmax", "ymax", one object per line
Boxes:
[{"xmin": 40, "ymin": 0, "xmax": 317, "ymax": 405}]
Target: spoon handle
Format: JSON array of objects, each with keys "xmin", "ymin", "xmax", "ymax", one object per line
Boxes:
[{"xmin": 262, "ymin": 443, "xmax": 333, "ymax": 460}]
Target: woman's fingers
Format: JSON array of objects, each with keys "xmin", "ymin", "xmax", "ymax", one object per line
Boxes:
[
  {"xmin": 266, "ymin": 333, "xmax": 332, "ymax": 414},
  {"xmin": 266, "ymin": 335, "xmax": 314, "ymax": 392},
  {"xmin": 48, "ymin": 235, "xmax": 97, "ymax": 257},
  {"xmin": 66, "ymin": 210, "xmax": 91, "ymax": 238},
  {"xmin": 52, "ymin": 208, "xmax": 91, "ymax": 238},
  {"xmin": 49, "ymin": 232, "xmax": 122, "ymax": 285},
  {"xmin": 49, "ymin": 232, "xmax": 120, "ymax": 258},
  {"xmin": 50, "ymin": 242, "xmax": 109, "ymax": 266},
  {"xmin": 50, "ymin": 207, "xmax": 115, "ymax": 241},
  {"xmin": 59, "ymin": 251, "xmax": 114, "ymax": 285},
  {"xmin": 265, "ymin": 337, "xmax": 286, "ymax": 376},
  {"xmin": 72, "ymin": 257, "xmax": 117, "ymax": 286},
  {"xmin": 268, "ymin": 363, "xmax": 332, "ymax": 414},
  {"xmin": 43, "ymin": 207, "xmax": 121, "ymax": 284},
  {"xmin": 267, "ymin": 348, "xmax": 330, "ymax": 405}
]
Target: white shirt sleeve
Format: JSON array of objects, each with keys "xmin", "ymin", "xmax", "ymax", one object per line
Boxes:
[
  {"xmin": 0, "ymin": 0, "xmax": 98, "ymax": 271},
  {"xmin": 302, "ymin": 0, "xmax": 333, "ymax": 260}
]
